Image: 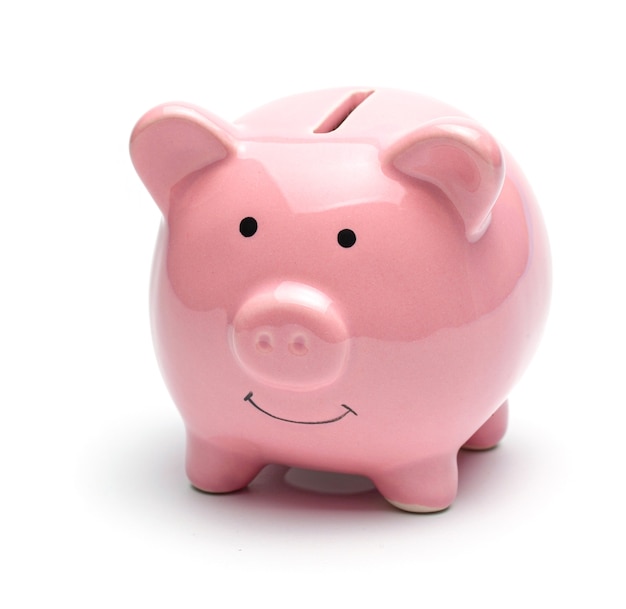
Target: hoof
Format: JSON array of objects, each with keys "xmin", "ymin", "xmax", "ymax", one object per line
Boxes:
[{"xmin": 385, "ymin": 498, "xmax": 450, "ymax": 513}]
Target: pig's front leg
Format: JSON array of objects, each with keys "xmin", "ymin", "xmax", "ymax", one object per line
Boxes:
[
  {"xmin": 185, "ymin": 432, "xmax": 264, "ymax": 493},
  {"xmin": 372, "ymin": 454, "xmax": 459, "ymax": 513}
]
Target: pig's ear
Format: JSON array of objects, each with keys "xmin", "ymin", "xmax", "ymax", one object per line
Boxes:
[
  {"xmin": 385, "ymin": 118, "xmax": 505, "ymax": 242},
  {"xmin": 130, "ymin": 103, "xmax": 237, "ymax": 214}
]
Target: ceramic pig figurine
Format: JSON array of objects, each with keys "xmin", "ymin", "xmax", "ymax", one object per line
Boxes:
[{"xmin": 130, "ymin": 88, "xmax": 550, "ymax": 512}]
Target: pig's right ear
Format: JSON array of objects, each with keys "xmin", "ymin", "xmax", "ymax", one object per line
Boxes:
[{"xmin": 130, "ymin": 103, "xmax": 237, "ymax": 215}]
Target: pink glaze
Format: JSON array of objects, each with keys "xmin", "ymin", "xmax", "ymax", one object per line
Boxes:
[{"xmin": 130, "ymin": 88, "xmax": 550, "ymax": 512}]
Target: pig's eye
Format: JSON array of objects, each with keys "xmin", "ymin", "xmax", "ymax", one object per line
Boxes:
[
  {"xmin": 337, "ymin": 228, "xmax": 357, "ymax": 248},
  {"xmin": 239, "ymin": 217, "xmax": 258, "ymax": 238}
]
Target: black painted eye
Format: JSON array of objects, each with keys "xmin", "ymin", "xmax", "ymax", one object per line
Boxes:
[
  {"xmin": 337, "ymin": 228, "xmax": 357, "ymax": 248},
  {"xmin": 239, "ymin": 217, "xmax": 258, "ymax": 237}
]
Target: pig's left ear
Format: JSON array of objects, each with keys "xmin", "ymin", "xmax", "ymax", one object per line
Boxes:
[
  {"xmin": 130, "ymin": 103, "xmax": 237, "ymax": 215},
  {"xmin": 384, "ymin": 118, "xmax": 505, "ymax": 242}
]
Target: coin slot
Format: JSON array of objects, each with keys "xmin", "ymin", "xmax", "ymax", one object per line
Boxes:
[{"xmin": 313, "ymin": 90, "xmax": 374, "ymax": 133}]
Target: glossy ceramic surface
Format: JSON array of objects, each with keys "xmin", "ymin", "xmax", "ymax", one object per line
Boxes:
[{"xmin": 130, "ymin": 88, "xmax": 551, "ymax": 512}]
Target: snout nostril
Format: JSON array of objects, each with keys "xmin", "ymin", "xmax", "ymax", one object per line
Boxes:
[
  {"xmin": 256, "ymin": 333, "xmax": 273, "ymax": 354},
  {"xmin": 288, "ymin": 335, "xmax": 309, "ymax": 357}
]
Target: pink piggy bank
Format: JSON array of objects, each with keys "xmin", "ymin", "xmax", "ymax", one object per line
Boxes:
[{"xmin": 130, "ymin": 88, "xmax": 550, "ymax": 512}]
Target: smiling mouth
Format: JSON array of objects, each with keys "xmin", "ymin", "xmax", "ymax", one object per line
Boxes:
[{"xmin": 243, "ymin": 391, "xmax": 357, "ymax": 425}]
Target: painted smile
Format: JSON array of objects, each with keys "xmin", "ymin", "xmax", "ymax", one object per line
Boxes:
[{"xmin": 243, "ymin": 391, "xmax": 357, "ymax": 425}]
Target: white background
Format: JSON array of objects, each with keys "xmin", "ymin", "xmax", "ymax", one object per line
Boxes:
[{"xmin": 2, "ymin": 1, "xmax": 624, "ymax": 606}]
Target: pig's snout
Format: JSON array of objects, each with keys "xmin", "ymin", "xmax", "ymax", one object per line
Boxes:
[{"xmin": 231, "ymin": 282, "xmax": 349, "ymax": 390}]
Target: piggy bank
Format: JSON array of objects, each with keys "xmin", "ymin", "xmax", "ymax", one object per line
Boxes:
[{"xmin": 130, "ymin": 88, "xmax": 550, "ymax": 512}]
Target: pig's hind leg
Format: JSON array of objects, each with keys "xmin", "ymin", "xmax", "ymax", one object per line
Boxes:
[{"xmin": 462, "ymin": 401, "xmax": 509, "ymax": 451}]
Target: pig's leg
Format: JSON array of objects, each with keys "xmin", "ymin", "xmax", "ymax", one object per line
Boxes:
[
  {"xmin": 372, "ymin": 454, "xmax": 458, "ymax": 513},
  {"xmin": 462, "ymin": 401, "xmax": 508, "ymax": 450},
  {"xmin": 185, "ymin": 432, "xmax": 264, "ymax": 493}
]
